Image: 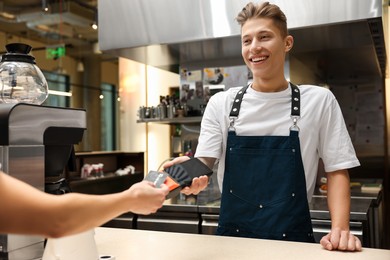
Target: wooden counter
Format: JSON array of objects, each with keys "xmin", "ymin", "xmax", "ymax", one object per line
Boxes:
[{"xmin": 95, "ymin": 227, "xmax": 390, "ymax": 260}]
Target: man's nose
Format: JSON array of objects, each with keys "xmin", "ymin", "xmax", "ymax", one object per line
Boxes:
[{"xmin": 250, "ymin": 39, "xmax": 262, "ymax": 53}]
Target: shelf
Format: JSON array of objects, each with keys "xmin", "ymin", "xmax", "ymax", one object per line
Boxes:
[
  {"xmin": 137, "ymin": 116, "xmax": 202, "ymax": 124},
  {"xmin": 68, "ymin": 151, "xmax": 145, "ymax": 195},
  {"xmin": 69, "ymin": 172, "xmax": 143, "ymax": 195}
]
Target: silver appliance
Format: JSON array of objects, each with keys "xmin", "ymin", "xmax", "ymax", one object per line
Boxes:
[{"xmin": 0, "ymin": 103, "xmax": 86, "ymax": 260}]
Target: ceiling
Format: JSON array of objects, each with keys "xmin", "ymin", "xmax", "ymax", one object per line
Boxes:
[{"xmin": 0, "ymin": 0, "xmax": 113, "ymax": 60}]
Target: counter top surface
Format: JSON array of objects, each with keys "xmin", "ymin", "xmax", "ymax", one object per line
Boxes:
[{"xmin": 95, "ymin": 227, "xmax": 390, "ymax": 260}]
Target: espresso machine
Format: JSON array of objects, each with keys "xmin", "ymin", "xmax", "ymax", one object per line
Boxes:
[{"xmin": 0, "ymin": 103, "xmax": 86, "ymax": 259}]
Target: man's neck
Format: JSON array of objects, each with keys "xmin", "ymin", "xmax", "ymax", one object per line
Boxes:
[{"xmin": 251, "ymin": 78, "xmax": 289, "ymax": 93}]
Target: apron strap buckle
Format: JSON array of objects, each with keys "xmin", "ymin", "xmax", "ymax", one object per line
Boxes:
[
  {"xmin": 290, "ymin": 115, "xmax": 300, "ymax": 131},
  {"xmin": 229, "ymin": 117, "xmax": 236, "ymax": 131}
]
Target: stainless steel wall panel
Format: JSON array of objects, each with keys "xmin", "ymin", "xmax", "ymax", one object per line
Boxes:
[
  {"xmin": 98, "ymin": 0, "xmax": 384, "ymax": 77},
  {"xmin": 99, "ymin": 0, "xmax": 382, "ymax": 51}
]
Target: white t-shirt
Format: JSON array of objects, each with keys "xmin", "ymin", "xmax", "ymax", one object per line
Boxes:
[{"xmin": 195, "ymin": 84, "xmax": 360, "ymax": 200}]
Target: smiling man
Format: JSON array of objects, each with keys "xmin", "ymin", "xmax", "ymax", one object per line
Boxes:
[
  {"xmin": 164, "ymin": 1, "xmax": 361, "ymax": 252},
  {"xmin": 240, "ymin": 15, "xmax": 292, "ymax": 92}
]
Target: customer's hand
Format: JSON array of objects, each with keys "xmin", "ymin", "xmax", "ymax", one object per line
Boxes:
[
  {"xmin": 126, "ymin": 181, "xmax": 169, "ymax": 215},
  {"xmin": 320, "ymin": 227, "xmax": 362, "ymax": 251}
]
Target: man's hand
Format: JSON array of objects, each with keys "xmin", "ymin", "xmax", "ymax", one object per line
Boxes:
[
  {"xmin": 181, "ymin": 175, "xmax": 209, "ymax": 195},
  {"xmin": 161, "ymin": 156, "xmax": 191, "ymax": 170},
  {"xmin": 162, "ymin": 156, "xmax": 211, "ymax": 195},
  {"xmin": 320, "ymin": 227, "xmax": 362, "ymax": 251}
]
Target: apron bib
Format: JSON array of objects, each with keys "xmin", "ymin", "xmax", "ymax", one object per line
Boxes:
[{"xmin": 216, "ymin": 83, "xmax": 315, "ymax": 243}]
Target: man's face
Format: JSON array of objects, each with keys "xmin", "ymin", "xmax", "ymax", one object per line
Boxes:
[{"xmin": 241, "ymin": 18, "xmax": 292, "ymax": 80}]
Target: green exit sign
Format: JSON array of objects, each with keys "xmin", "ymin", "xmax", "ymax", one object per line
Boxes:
[{"xmin": 46, "ymin": 45, "xmax": 66, "ymax": 59}]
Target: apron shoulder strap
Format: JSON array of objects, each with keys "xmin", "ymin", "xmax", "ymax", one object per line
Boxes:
[
  {"xmin": 290, "ymin": 83, "xmax": 300, "ymax": 117},
  {"xmin": 230, "ymin": 83, "xmax": 300, "ymax": 118},
  {"xmin": 229, "ymin": 84, "xmax": 250, "ymax": 117}
]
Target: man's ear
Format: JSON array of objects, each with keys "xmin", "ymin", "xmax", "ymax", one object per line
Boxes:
[{"xmin": 285, "ymin": 35, "xmax": 294, "ymax": 52}]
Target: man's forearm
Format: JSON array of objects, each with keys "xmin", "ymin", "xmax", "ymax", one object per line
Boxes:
[
  {"xmin": 326, "ymin": 169, "xmax": 351, "ymax": 229},
  {"xmin": 197, "ymin": 157, "xmax": 216, "ymax": 170}
]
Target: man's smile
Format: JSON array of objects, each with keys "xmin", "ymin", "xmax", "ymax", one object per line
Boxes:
[{"xmin": 250, "ymin": 56, "xmax": 268, "ymax": 63}]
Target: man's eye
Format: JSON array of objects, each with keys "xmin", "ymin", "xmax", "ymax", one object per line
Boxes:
[{"xmin": 243, "ymin": 39, "xmax": 251, "ymax": 45}]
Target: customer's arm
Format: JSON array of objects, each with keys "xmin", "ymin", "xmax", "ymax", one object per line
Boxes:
[
  {"xmin": 320, "ymin": 169, "xmax": 362, "ymax": 251},
  {"xmin": 0, "ymin": 172, "xmax": 168, "ymax": 238}
]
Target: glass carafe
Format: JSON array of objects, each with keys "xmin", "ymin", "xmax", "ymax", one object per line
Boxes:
[{"xmin": 0, "ymin": 43, "xmax": 48, "ymax": 105}]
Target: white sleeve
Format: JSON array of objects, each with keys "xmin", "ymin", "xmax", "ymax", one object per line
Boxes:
[
  {"xmin": 195, "ymin": 94, "xmax": 224, "ymax": 159},
  {"xmin": 318, "ymin": 92, "xmax": 360, "ymax": 172}
]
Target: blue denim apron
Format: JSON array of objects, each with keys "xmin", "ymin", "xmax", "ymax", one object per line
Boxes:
[{"xmin": 216, "ymin": 83, "xmax": 315, "ymax": 243}]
